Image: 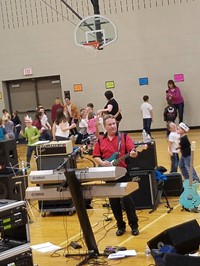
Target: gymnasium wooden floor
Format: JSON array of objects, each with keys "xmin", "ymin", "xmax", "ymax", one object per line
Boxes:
[{"xmin": 17, "ymin": 130, "xmax": 200, "ymax": 266}]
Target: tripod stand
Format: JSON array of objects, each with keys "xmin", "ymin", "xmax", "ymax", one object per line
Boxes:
[{"xmin": 149, "ymin": 179, "xmax": 173, "ymax": 214}]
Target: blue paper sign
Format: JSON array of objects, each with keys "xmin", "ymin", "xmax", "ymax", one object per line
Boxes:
[{"xmin": 139, "ymin": 77, "xmax": 148, "ymax": 86}]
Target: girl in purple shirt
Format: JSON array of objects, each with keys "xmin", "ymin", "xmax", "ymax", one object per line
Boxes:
[{"xmin": 166, "ymin": 79, "xmax": 184, "ymax": 123}]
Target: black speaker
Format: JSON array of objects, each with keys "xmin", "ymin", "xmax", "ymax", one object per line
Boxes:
[
  {"xmin": 129, "ymin": 170, "xmax": 159, "ymax": 209},
  {"xmin": 0, "ymin": 173, "xmax": 28, "ymax": 200},
  {"xmin": 0, "ymin": 139, "xmax": 18, "ymax": 174},
  {"xmin": 64, "ymin": 90, "xmax": 70, "ymax": 99},
  {"xmin": 128, "ymin": 141, "xmax": 157, "ymax": 171},
  {"xmin": 163, "ymin": 173, "xmax": 183, "ymax": 196},
  {"xmin": 36, "ymin": 155, "xmax": 76, "ymax": 170},
  {"xmin": 36, "ymin": 155, "xmax": 76, "ymax": 213},
  {"xmin": 147, "ymin": 219, "xmax": 200, "ymax": 255},
  {"xmin": 163, "ymin": 253, "xmax": 200, "ymax": 266}
]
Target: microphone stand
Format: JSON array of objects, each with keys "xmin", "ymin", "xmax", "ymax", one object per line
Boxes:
[{"xmin": 55, "ymin": 147, "xmax": 81, "ymax": 171}]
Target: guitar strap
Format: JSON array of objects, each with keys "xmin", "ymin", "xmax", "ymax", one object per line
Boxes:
[
  {"xmin": 117, "ymin": 132, "xmax": 127, "ymax": 155},
  {"xmin": 97, "ymin": 132, "xmax": 124, "ymax": 158},
  {"xmin": 117, "ymin": 132, "xmax": 122, "ymax": 154}
]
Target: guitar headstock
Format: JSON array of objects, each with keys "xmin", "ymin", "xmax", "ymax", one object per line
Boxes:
[
  {"xmin": 135, "ymin": 144, "xmax": 148, "ymax": 153},
  {"xmin": 191, "ymin": 141, "xmax": 196, "ymax": 151}
]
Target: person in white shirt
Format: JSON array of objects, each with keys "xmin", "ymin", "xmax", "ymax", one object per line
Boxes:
[
  {"xmin": 52, "ymin": 108, "xmax": 76, "ymax": 141},
  {"xmin": 75, "ymin": 108, "xmax": 88, "ymax": 144},
  {"xmin": 167, "ymin": 122, "xmax": 180, "ymax": 172},
  {"xmin": 38, "ymin": 106, "xmax": 51, "ymax": 140},
  {"xmin": 140, "ymin": 95, "xmax": 153, "ymax": 136}
]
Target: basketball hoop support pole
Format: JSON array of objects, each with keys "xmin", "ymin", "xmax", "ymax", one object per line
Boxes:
[{"xmin": 60, "ymin": 0, "xmax": 82, "ymax": 20}]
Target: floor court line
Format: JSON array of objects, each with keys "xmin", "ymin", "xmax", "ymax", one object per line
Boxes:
[
  {"xmin": 118, "ymin": 203, "xmax": 181, "ymax": 248},
  {"xmin": 59, "ymin": 203, "xmax": 181, "ymax": 248}
]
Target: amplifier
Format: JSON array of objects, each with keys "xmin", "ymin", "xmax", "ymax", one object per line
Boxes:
[
  {"xmin": 128, "ymin": 141, "xmax": 157, "ymax": 171},
  {"xmin": 0, "ymin": 202, "xmax": 28, "ymax": 230},
  {"xmin": 163, "ymin": 173, "xmax": 183, "ymax": 196},
  {"xmin": 129, "ymin": 170, "xmax": 159, "ymax": 209},
  {"xmin": 36, "ymin": 140, "xmax": 73, "ymax": 156},
  {"xmin": 0, "ymin": 244, "xmax": 34, "ymax": 266},
  {"xmin": 0, "ymin": 201, "xmax": 30, "ymax": 246}
]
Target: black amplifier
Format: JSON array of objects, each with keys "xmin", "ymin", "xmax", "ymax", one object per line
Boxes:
[
  {"xmin": 128, "ymin": 141, "xmax": 157, "ymax": 171},
  {"xmin": 36, "ymin": 140, "xmax": 73, "ymax": 156},
  {"xmin": 0, "ymin": 245, "xmax": 34, "ymax": 266},
  {"xmin": 0, "ymin": 201, "xmax": 30, "ymax": 247}
]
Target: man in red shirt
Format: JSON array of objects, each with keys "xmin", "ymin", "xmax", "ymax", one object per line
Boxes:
[
  {"xmin": 51, "ymin": 97, "xmax": 64, "ymax": 123},
  {"xmin": 93, "ymin": 114, "xmax": 139, "ymax": 236}
]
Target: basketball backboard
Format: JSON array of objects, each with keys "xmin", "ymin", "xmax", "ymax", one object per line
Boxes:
[{"xmin": 74, "ymin": 15, "xmax": 117, "ymax": 49}]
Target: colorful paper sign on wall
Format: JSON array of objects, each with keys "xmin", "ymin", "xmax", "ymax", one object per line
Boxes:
[
  {"xmin": 74, "ymin": 84, "xmax": 82, "ymax": 92},
  {"xmin": 105, "ymin": 81, "xmax": 115, "ymax": 89},
  {"xmin": 174, "ymin": 74, "xmax": 184, "ymax": 82},
  {"xmin": 139, "ymin": 77, "xmax": 148, "ymax": 86}
]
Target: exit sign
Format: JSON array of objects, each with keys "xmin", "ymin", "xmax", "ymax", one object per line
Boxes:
[{"xmin": 23, "ymin": 67, "xmax": 32, "ymax": 76}]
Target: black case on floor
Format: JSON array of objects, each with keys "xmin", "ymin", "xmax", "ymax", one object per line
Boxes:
[{"xmin": 162, "ymin": 173, "xmax": 183, "ymax": 196}]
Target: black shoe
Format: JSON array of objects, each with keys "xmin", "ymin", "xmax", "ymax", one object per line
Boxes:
[
  {"xmin": 116, "ymin": 228, "xmax": 125, "ymax": 236},
  {"xmin": 131, "ymin": 228, "xmax": 139, "ymax": 236}
]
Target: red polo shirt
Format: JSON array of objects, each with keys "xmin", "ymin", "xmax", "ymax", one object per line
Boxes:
[{"xmin": 93, "ymin": 133, "xmax": 134, "ymax": 168}]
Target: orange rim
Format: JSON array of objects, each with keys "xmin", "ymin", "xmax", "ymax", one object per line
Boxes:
[{"xmin": 83, "ymin": 41, "xmax": 100, "ymax": 49}]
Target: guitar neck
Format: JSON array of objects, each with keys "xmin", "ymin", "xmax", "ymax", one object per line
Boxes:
[
  {"xmin": 189, "ymin": 141, "xmax": 196, "ymax": 187},
  {"xmin": 112, "ymin": 153, "xmax": 129, "ymax": 166}
]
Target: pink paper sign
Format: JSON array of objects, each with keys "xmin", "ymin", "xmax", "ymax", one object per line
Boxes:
[{"xmin": 174, "ymin": 74, "xmax": 184, "ymax": 82}]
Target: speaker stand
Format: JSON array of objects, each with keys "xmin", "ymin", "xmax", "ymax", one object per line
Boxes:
[{"xmin": 149, "ymin": 181, "xmax": 173, "ymax": 214}]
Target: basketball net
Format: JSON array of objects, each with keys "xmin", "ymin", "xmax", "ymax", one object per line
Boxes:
[{"xmin": 83, "ymin": 41, "xmax": 100, "ymax": 56}]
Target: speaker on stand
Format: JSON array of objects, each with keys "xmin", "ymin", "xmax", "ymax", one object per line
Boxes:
[
  {"xmin": 0, "ymin": 139, "xmax": 18, "ymax": 174},
  {"xmin": 0, "ymin": 173, "xmax": 28, "ymax": 201}
]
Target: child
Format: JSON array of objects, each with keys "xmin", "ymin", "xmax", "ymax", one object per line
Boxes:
[
  {"xmin": 87, "ymin": 111, "xmax": 98, "ymax": 155},
  {"xmin": 20, "ymin": 115, "xmax": 40, "ymax": 168},
  {"xmin": 11, "ymin": 111, "xmax": 21, "ymax": 142},
  {"xmin": 0, "ymin": 118, "xmax": 9, "ymax": 141},
  {"xmin": 140, "ymin": 95, "xmax": 153, "ymax": 136},
  {"xmin": 2, "ymin": 113, "xmax": 15, "ymax": 139},
  {"xmin": 177, "ymin": 122, "xmax": 199, "ymax": 182},
  {"xmin": 75, "ymin": 108, "xmax": 88, "ymax": 144},
  {"xmin": 37, "ymin": 106, "xmax": 51, "ymax": 140},
  {"xmin": 163, "ymin": 98, "xmax": 177, "ymax": 137},
  {"xmin": 86, "ymin": 103, "xmax": 95, "ymax": 115},
  {"xmin": 167, "ymin": 122, "xmax": 180, "ymax": 173}
]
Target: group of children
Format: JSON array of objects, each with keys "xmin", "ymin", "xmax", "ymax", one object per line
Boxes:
[
  {"xmin": 140, "ymin": 94, "xmax": 199, "ymax": 183},
  {"xmin": 1, "ymin": 89, "xmax": 199, "ymax": 183},
  {"xmin": 167, "ymin": 121, "xmax": 199, "ymax": 182},
  {"xmin": 17, "ymin": 102, "xmax": 103, "ymax": 168},
  {"xmin": 75, "ymin": 103, "xmax": 105, "ymax": 155}
]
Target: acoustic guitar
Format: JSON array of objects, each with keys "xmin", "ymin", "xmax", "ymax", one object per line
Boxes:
[{"xmin": 179, "ymin": 141, "xmax": 200, "ymax": 211}]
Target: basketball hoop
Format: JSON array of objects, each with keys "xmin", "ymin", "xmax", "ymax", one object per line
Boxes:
[{"xmin": 83, "ymin": 41, "xmax": 100, "ymax": 56}]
